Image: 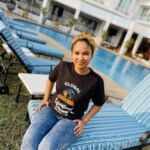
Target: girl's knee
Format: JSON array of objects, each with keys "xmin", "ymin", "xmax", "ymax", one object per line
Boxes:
[{"xmin": 21, "ymin": 134, "xmax": 37, "ymax": 150}]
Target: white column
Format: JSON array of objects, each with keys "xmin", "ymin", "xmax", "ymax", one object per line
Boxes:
[
  {"xmin": 131, "ymin": 34, "xmax": 143, "ymax": 57},
  {"xmin": 70, "ymin": 1, "xmax": 81, "ymax": 34},
  {"xmin": 103, "ymin": 20, "xmax": 111, "ymax": 31},
  {"xmin": 119, "ymin": 22, "xmax": 135, "ymax": 55},
  {"xmin": 74, "ymin": 7, "xmax": 80, "ymax": 19},
  {"xmin": 96, "ymin": 20, "xmax": 111, "ymax": 45},
  {"xmin": 38, "ymin": 0, "xmax": 50, "ymax": 24}
]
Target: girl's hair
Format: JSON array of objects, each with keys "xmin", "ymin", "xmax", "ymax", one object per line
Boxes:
[{"xmin": 71, "ymin": 33, "xmax": 96, "ymax": 55}]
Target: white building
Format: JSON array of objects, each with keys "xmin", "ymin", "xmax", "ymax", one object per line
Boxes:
[{"xmin": 0, "ymin": 0, "xmax": 150, "ymax": 58}]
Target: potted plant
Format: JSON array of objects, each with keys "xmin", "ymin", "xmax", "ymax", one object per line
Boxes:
[
  {"xmin": 6, "ymin": 0, "xmax": 16, "ymax": 11},
  {"xmin": 125, "ymin": 38, "xmax": 135, "ymax": 50},
  {"xmin": 68, "ymin": 18, "xmax": 77, "ymax": 33},
  {"xmin": 101, "ymin": 30, "xmax": 108, "ymax": 41},
  {"xmin": 22, "ymin": 8, "xmax": 29, "ymax": 18}
]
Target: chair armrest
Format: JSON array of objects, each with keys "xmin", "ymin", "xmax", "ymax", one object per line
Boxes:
[{"xmin": 140, "ymin": 131, "xmax": 150, "ymax": 144}]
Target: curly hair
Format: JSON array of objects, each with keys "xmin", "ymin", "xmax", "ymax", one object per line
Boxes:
[{"xmin": 71, "ymin": 33, "xmax": 96, "ymax": 54}]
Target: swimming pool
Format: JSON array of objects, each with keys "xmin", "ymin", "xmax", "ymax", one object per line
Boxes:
[{"xmin": 14, "ymin": 19, "xmax": 150, "ymax": 91}]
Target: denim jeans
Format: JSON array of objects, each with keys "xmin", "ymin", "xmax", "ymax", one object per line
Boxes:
[{"xmin": 20, "ymin": 106, "xmax": 77, "ymax": 150}]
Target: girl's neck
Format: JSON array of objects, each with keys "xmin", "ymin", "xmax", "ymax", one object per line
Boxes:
[{"xmin": 74, "ymin": 67, "xmax": 90, "ymax": 75}]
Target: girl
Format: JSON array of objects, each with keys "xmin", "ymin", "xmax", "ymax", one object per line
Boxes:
[{"xmin": 21, "ymin": 33, "xmax": 105, "ymax": 150}]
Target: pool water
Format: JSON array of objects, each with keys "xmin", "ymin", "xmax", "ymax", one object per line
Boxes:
[{"xmin": 14, "ymin": 19, "xmax": 150, "ymax": 91}]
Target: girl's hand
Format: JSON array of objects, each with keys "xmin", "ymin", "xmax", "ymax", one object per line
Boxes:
[
  {"xmin": 73, "ymin": 119, "xmax": 85, "ymax": 137},
  {"xmin": 35, "ymin": 101, "xmax": 49, "ymax": 112}
]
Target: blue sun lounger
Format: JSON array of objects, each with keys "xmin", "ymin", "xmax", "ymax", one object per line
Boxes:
[
  {"xmin": 5, "ymin": 17, "xmax": 26, "ymax": 28},
  {"xmin": 0, "ymin": 10, "xmax": 46, "ymax": 44},
  {"xmin": 0, "ymin": 21, "xmax": 59, "ymax": 74},
  {"xmin": 0, "ymin": 10, "xmax": 37, "ymax": 35},
  {"xmin": 17, "ymin": 38, "xmax": 64, "ymax": 60},
  {"xmin": 27, "ymin": 73, "xmax": 150, "ymax": 150},
  {"xmin": 14, "ymin": 30, "xmax": 46, "ymax": 44}
]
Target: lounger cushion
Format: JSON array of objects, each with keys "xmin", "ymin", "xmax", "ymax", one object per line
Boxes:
[
  {"xmin": 15, "ymin": 31, "xmax": 46, "ymax": 44},
  {"xmin": 0, "ymin": 10, "xmax": 37, "ymax": 35},
  {"xmin": 28, "ymin": 101, "xmax": 148, "ymax": 150},
  {"xmin": 0, "ymin": 22, "xmax": 59, "ymax": 74},
  {"xmin": 27, "ymin": 56, "xmax": 58, "ymax": 74},
  {"xmin": 17, "ymin": 39, "xmax": 64, "ymax": 59},
  {"xmin": 121, "ymin": 73, "xmax": 150, "ymax": 128}
]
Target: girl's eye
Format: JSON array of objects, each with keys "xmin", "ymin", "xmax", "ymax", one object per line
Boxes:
[
  {"xmin": 74, "ymin": 52, "xmax": 79, "ymax": 55},
  {"xmin": 84, "ymin": 53, "xmax": 89, "ymax": 55}
]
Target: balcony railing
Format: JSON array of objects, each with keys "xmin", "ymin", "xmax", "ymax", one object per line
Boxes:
[{"xmin": 115, "ymin": 6, "xmax": 129, "ymax": 15}]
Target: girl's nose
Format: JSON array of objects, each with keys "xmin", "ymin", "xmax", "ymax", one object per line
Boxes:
[{"xmin": 78, "ymin": 54, "xmax": 84, "ymax": 60}]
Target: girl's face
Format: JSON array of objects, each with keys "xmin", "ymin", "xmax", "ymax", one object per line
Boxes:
[{"xmin": 72, "ymin": 41, "xmax": 93, "ymax": 71}]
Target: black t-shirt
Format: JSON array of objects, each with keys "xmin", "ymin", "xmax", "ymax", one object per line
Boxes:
[{"xmin": 49, "ymin": 61, "xmax": 105, "ymax": 119}]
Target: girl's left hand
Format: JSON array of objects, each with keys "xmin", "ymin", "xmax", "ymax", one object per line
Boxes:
[{"xmin": 73, "ymin": 119, "xmax": 85, "ymax": 137}]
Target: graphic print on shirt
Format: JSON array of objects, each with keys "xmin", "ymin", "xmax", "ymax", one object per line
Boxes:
[{"xmin": 53, "ymin": 82, "xmax": 81, "ymax": 117}]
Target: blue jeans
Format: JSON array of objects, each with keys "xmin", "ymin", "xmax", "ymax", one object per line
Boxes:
[{"xmin": 20, "ymin": 106, "xmax": 77, "ymax": 150}]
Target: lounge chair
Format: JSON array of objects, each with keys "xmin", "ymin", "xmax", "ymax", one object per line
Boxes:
[
  {"xmin": 27, "ymin": 73, "xmax": 150, "ymax": 150},
  {"xmin": 7, "ymin": 18, "xmax": 27, "ymax": 28},
  {"xmin": 17, "ymin": 38, "xmax": 64, "ymax": 60},
  {"xmin": 0, "ymin": 10, "xmax": 47, "ymax": 44},
  {"xmin": 0, "ymin": 21, "xmax": 59, "ymax": 74},
  {"xmin": 0, "ymin": 12, "xmax": 64, "ymax": 59},
  {"xmin": 13, "ymin": 30, "xmax": 46, "ymax": 44},
  {"xmin": 0, "ymin": 10, "xmax": 37, "ymax": 35}
]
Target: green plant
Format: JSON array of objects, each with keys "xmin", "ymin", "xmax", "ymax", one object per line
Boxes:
[
  {"xmin": 68, "ymin": 18, "xmax": 77, "ymax": 33},
  {"xmin": 125, "ymin": 38, "xmax": 135, "ymax": 50},
  {"xmin": 41, "ymin": 7, "xmax": 49, "ymax": 15},
  {"xmin": 23, "ymin": 8, "xmax": 29, "ymax": 18},
  {"xmin": 101, "ymin": 30, "xmax": 108, "ymax": 40},
  {"xmin": 69, "ymin": 18, "xmax": 77, "ymax": 27}
]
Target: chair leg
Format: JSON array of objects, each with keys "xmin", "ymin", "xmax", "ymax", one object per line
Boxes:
[
  {"xmin": 16, "ymin": 83, "xmax": 22, "ymax": 103},
  {"xmin": 25, "ymin": 112, "xmax": 31, "ymax": 129},
  {"xmin": 25, "ymin": 112, "xmax": 29, "ymax": 122}
]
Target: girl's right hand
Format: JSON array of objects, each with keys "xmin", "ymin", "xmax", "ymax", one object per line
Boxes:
[{"xmin": 35, "ymin": 101, "xmax": 49, "ymax": 112}]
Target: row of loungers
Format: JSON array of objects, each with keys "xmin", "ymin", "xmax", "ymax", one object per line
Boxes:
[
  {"xmin": 0, "ymin": 9, "xmax": 64, "ymax": 60},
  {"xmin": 0, "ymin": 20, "xmax": 59, "ymax": 74}
]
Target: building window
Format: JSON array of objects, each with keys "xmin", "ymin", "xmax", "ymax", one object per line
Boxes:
[
  {"xmin": 75, "ymin": 15, "xmax": 98, "ymax": 36},
  {"xmin": 50, "ymin": 5, "xmax": 64, "ymax": 21},
  {"xmin": 18, "ymin": 0, "xmax": 42, "ymax": 15},
  {"xmin": 139, "ymin": 7, "xmax": 150, "ymax": 21},
  {"xmin": 116, "ymin": 0, "xmax": 132, "ymax": 14}
]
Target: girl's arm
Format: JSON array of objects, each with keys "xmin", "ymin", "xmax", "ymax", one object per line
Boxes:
[
  {"xmin": 74, "ymin": 104, "xmax": 101, "ymax": 137},
  {"xmin": 36, "ymin": 79, "xmax": 54, "ymax": 112}
]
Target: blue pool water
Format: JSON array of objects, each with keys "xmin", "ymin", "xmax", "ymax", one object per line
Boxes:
[{"xmin": 14, "ymin": 19, "xmax": 150, "ymax": 91}]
